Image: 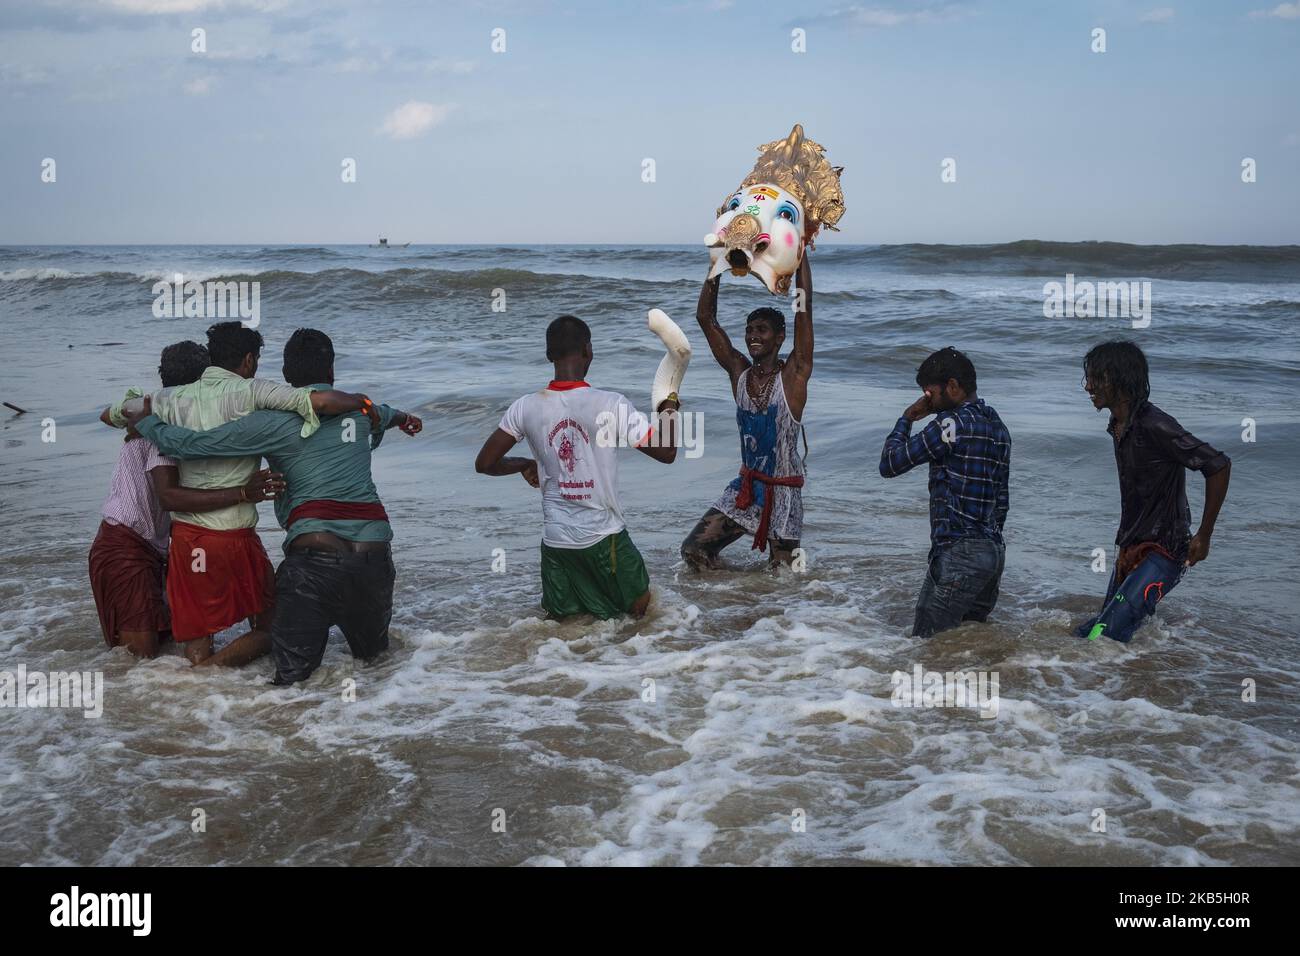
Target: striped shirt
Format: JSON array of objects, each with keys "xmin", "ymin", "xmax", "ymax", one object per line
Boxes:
[
  {"xmin": 100, "ymin": 436, "xmax": 176, "ymax": 554},
  {"xmin": 879, "ymin": 398, "xmax": 1011, "ymax": 555}
]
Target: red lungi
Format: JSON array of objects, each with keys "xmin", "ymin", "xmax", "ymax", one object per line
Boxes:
[
  {"xmin": 166, "ymin": 520, "xmax": 275, "ymax": 640},
  {"xmin": 88, "ymin": 519, "xmax": 171, "ymax": 647},
  {"xmin": 734, "ymin": 466, "xmax": 805, "ymax": 552}
]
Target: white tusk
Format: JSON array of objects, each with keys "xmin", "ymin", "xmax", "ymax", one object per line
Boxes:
[{"xmin": 648, "ymin": 308, "xmax": 691, "ymax": 411}]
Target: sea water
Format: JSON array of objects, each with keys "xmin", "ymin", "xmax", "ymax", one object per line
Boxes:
[{"xmin": 1, "ymin": 241, "xmax": 1297, "ymax": 865}]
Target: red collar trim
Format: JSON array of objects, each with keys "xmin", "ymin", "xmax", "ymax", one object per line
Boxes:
[{"xmin": 548, "ymin": 380, "xmax": 590, "ymax": 391}]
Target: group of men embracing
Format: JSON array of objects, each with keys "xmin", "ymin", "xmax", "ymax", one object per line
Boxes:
[
  {"xmin": 91, "ymin": 322, "xmax": 421, "ymax": 683},
  {"xmin": 90, "ymin": 255, "xmax": 1232, "ymax": 684}
]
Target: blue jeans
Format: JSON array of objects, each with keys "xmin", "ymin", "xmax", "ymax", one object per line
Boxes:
[
  {"xmin": 1075, "ymin": 551, "xmax": 1184, "ymax": 644},
  {"xmin": 912, "ymin": 537, "xmax": 1006, "ymax": 639}
]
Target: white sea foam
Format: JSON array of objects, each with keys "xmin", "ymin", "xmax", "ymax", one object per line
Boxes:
[{"xmin": 0, "ymin": 267, "xmax": 82, "ymax": 281}]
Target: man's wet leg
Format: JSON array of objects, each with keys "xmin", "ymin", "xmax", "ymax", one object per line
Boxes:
[
  {"xmin": 1081, "ymin": 553, "xmax": 1181, "ymax": 644},
  {"xmin": 338, "ymin": 551, "xmax": 395, "ymax": 664},
  {"xmin": 768, "ymin": 537, "xmax": 800, "ymax": 568},
  {"xmin": 681, "ymin": 508, "xmax": 745, "ymax": 570},
  {"xmin": 197, "ymin": 613, "xmax": 272, "ymax": 668},
  {"xmin": 119, "ymin": 630, "xmax": 160, "ymax": 659},
  {"xmin": 183, "ymin": 635, "xmax": 214, "ymax": 664},
  {"xmin": 629, "ymin": 590, "xmax": 651, "ymax": 618}
]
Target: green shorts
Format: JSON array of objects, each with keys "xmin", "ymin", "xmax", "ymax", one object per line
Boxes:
[{"xmin": 540, "ymin": 529, "xmax": 650, "ymax": 620}]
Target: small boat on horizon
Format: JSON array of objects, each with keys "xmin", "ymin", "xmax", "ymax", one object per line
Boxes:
[{"xmin": 369, "ymin": 237, "xmax": 411, "ymax": 248}]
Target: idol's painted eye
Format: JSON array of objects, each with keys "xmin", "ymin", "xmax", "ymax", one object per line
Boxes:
[
  {"xmin": 776, "ymin": 202, "xmax": 799, "ymax": 224},
  {"xmin": 728, "ymin": 197, "xmax": 742, "ymax": 211}
]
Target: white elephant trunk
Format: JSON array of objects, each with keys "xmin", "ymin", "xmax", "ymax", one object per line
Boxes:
[{"xmin": 648, "ymin": 308, "xmax": 690, "ymax": 411}]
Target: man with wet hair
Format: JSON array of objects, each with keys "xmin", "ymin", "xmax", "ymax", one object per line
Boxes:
[
  {"xmin": 125, "ymin": 328, "xmax": 423, "ymax": 685},
  {"xmin": 475, "ymin": 314, "xmax": 679, "ymax": 620},
  {"xmin": 90, "ymin": 341, "xmax": 283, "ymax": 659},
  {"xmin": 879, "ymin": 346, "xmax": 1011, "ymax": 638},
  {"xmin": 1076, "ymin": 340, "xmax": 1231, "ymax": 643},
  {"xmin": 681, "ymin": 255, "xmax": 813, "ymax": 568}
]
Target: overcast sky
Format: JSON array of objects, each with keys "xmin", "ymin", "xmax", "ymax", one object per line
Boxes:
[{"xmin": 1, "ymin": 0, "xmax": 1297, "ymax": 245}]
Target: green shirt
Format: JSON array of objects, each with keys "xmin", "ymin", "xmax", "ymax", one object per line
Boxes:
[
  {"xmin": 135, "ymin": 385, "xmax": 397, "ymax": 552},
  {"xmin": 110, "ymin": 366, "xmax": 320, "ymax": 531}
]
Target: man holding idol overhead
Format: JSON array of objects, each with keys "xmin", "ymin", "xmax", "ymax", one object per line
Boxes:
[{"xmin": 681, "ymin": 124, "xmax": 845, "ymax": 570}]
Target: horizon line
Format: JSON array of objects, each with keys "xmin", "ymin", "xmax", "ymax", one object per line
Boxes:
[{"xmin": 4, "ymin": 239, "xmax": 1300, "ymax": 249}]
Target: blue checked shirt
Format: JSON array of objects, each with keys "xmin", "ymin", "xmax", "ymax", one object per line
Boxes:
[{"xmin": 879, "ymin": 398, "xmax": 1011, "ymax": 556}]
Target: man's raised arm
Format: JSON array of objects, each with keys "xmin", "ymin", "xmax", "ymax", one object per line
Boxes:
[
  {"xmin": 695, "ymin": 274, "xmax": 749, "ymax": 387},
  {"xmin": 880, "ymin": 396, "xmax": 950, "ymax": 478},
  {"xmin": 784, "ymin": 254, "xmax": 814, "ymax": 421}
]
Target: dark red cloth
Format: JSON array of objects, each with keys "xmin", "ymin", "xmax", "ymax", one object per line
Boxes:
[
  {"xmin": 734, "ymin": 466, "xmax": 805, "ymax": 552},
  {"xmin": 1117, "ymin": 541, "xmax": 1176, "ymax": 581},
  {"xmin": 88, "ymin": 519, "xmax": 170, "ymax": 648},
  {"xmin": 166, "ymin": 520, "xmax": 275, "ymax": 640},
  {"xmin": 286, "ymin": 499, "xmax": 389, "ymax": 528}
]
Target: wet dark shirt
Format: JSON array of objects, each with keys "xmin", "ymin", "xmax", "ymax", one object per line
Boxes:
[{"xmin": 1108, "ymin": 400, "xmax": 1230, "ymax": 561}]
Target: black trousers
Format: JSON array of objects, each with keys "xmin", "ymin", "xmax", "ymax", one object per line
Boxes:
[
  {"xmin": 912, "ymin": 537, "xmax": 1005, "ymax": 639},
  {"xmin": 270, "ymin": 547, "xmax": 395, "ymax": 684}
]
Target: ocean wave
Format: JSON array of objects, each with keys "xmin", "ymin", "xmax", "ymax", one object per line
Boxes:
[
  {"xmin": 250, "ymin": 246, "xmax": 347, "ymax": 259},
  {"xmin": 6, "ymin": 241, "xmax": 1300, "ymax": 286},
  {"xmin": 818, "ymin": 240, "xmax": 1300, "ymax": 281},
  {"xmin": 0, "ymin": 267, "xmax": 85, "ymax": 281},
  {"xmin": 0, "ymin": 265, "xmax": 534, "ymax": 285},
  {"xmin": 0, "ymin": 266, "xmax": 707, "ymax": 300}
]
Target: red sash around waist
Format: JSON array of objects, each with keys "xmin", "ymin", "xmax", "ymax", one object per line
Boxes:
[
  {"xmin": 286, "ymin": 499, "xmax": 389, "ymax": 529},
  {"xmin": 1116, "ymin": 541, "xmax": 1176, "ymax": 580},
  {"xmin": 734, "ymin": 466, "xmax": 805, "ymax": 552}
]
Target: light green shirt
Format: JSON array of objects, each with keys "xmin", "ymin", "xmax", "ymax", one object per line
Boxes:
[{"xmin": 110, "ymin": 367, "xmax": 319, "ymax": 530}]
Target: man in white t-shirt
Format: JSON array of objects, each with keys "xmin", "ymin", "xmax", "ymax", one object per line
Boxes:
[{"xmin": 475, "ymin": 315, "xmax": 680, "ymax": 619}]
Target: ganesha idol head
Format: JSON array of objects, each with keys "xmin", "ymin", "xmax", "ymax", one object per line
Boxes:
[
  {"xmin": 707, "ymin": 184, "xmax": 807, "ymax": 296},
  {"xmin": 705, "ymin": 124, "xmax": 845, "ymax": 296}
]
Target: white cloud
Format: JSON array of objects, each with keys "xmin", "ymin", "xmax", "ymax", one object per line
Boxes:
[
  {"xmin": 107, "ymin": 0, "xmax": 215, "ymax": 11},
  {"xmin": 425, "ymin": 58, "xmax": 477, "ymax": 75},
  {"xmin": 1139, "ymin": 7, "xmax": 1175, "ymax": 23},
  {"xmin": 378, "ymin": 100, "xmax": 452, "ymax": 140},
  {"xmin": 106, "ymin": 0, "xmax": 288, "ymax": 12},
  {"xmin": 0, "ymin": 64, "xmax": 52, "ymax": 86},
  {"xmin": 335, "ymin": 56, "xmax": 377, "ymax": 73},
  {"xmin": 1250, "ymin": 2, "xmax": 1300, "ymax": 17},
  {"xmin": 324, "ymin": 47, "xmax": 476, "ymax": 76},
  {"xmin": 184, "ymin": 76, "xmax": 213, "ymax": 94},
  {"xmin": 812, "ymin": 4, "xmax": 968, "ymax": 28},
  {"xmin": 854, "ymin": 8, "xmax": 909, "ymax": 26}
]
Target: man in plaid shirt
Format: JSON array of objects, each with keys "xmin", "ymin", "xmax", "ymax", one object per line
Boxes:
[{"xmin": 879, "ymin": 347, "xmax": 1011, "ymax": 638}]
